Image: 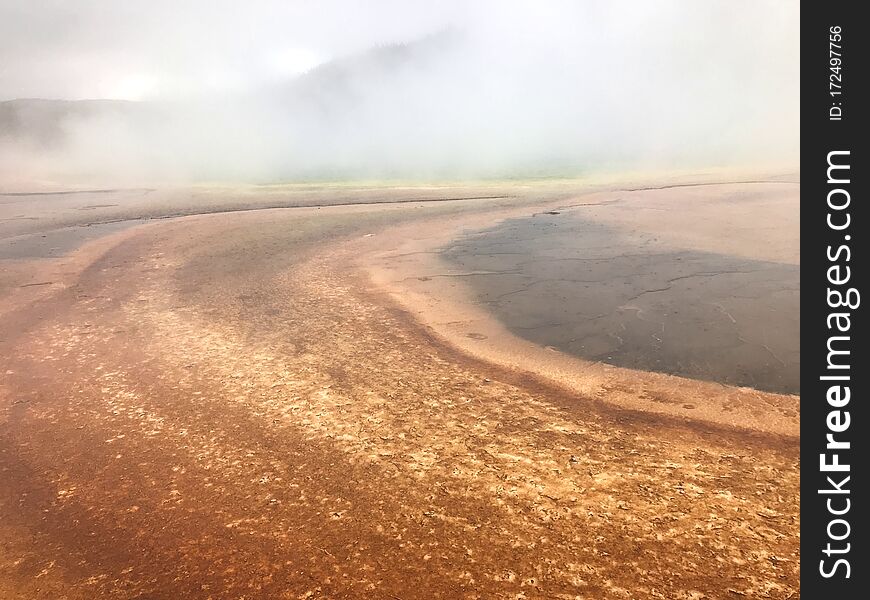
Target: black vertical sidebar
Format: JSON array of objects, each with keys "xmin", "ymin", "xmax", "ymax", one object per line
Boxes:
[{"xmin": 802, "ymin": 1, "xmax": 867, "ymax": 596}]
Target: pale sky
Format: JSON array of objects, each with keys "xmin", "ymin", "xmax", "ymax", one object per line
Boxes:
[
  {"xmin": 1, "ymin": 0, "xmax": 476, "ymax": 99},
  {"xmin": 1, "ymin": 1, "xmax": 799, "ymax": 180},
  {"xmin": 1, "ymin": 1, "xmax": 799, "ymax": 101}
]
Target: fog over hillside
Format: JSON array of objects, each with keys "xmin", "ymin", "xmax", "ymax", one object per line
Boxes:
[{"xmin": 0, "ymin": 1, "xmax": 799, "ymax": 183}]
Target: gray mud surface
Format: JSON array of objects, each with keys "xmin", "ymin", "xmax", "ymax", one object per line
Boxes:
[{"xmin": 443, "ymin": 212, "xmax": 800, "ymax": 394}]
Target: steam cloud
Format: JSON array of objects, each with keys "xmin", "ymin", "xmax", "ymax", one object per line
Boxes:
[{"xmin": 0, "ymin": 0, "xmax": 799, "ymax": 184}]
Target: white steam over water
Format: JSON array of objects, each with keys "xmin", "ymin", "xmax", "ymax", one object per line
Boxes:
[{"xmin": 0, "ymin": 0, "xmax": 799, "ymax": 183}]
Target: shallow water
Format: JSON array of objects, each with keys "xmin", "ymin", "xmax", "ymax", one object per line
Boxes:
[
  {"xmin": 0, "ymin": 220, "xmax": 137, "ymax": 260},
  {"xmin": 442, "ymin": 212, "xmax": 800, "ymax": 394}
]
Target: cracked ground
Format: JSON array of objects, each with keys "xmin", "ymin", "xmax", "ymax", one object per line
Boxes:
[{"xmin": 0, "ymin": 180, "xmax": 799, "ymax": 599}]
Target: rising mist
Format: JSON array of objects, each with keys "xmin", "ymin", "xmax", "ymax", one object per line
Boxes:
[{"xmin": 0, "ymin": 0, "xmax": 799, "ymax": 184}]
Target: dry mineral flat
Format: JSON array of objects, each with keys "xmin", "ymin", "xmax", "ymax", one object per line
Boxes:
[{"xmin": 0, "ymin": 174, "xmax": 799, "ymax": 599}]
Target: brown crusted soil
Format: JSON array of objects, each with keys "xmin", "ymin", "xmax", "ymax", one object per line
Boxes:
[{"xmin": 0, "ymin": 182, "xmax": 799, "ymax": 599}]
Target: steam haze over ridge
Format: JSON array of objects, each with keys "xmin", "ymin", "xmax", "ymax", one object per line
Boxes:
[{"xmin": 0, "ymin": 0, "xmax": 799, "ymax": 184}]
